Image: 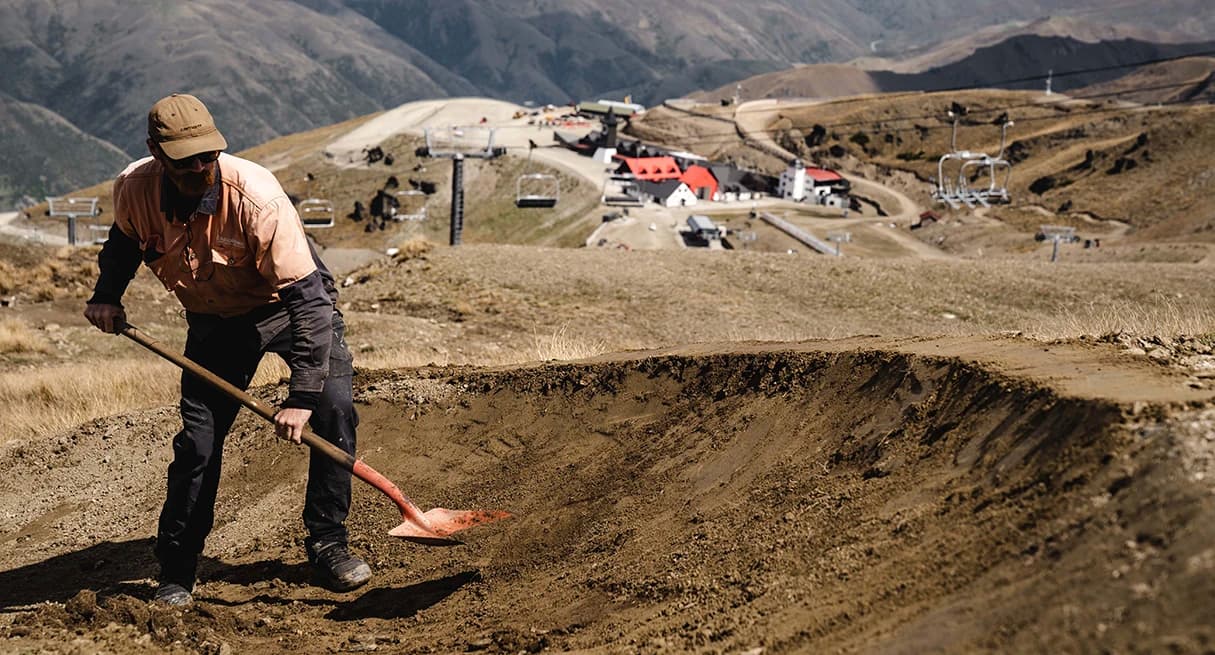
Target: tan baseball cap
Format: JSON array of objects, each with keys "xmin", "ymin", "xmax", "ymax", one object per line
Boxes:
[{"xmin": 147, "ymin": 93, "xmax": 228, "ymax": 160}]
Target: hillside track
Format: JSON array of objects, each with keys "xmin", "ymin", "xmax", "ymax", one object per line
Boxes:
[
  {"xmin": 2, "ymin": 337, "xmax": 1214, "ymax": 653},
  {"xmin": 732, "ymin": 99, "xmax": 928, "ymax": 226}
]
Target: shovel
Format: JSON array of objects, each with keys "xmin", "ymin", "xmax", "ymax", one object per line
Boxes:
[{"xmin": 121, "ymin": 325, "xmax": 510, "ymax": 546}]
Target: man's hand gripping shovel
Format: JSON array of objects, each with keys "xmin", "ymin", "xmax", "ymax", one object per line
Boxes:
[{"xmin": 121, "ymin": 325, "xmax": 511, "ymax": 546}]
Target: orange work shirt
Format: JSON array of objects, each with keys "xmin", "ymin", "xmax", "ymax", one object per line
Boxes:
[{"xmin": 112, "ymin": 154, "xmax": 316, "ymax": 317}]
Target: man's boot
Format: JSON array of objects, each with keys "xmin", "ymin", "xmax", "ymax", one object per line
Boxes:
[
  {"xmin": 153, "ymin": 581, "xmax": 193, "ymax": 605},
  {"xmin": 153, "ymin": 554, "xmax": 196, "ymax": 605},
  {"xmin": 309, "ymin": 541, "xmax": 372, "ymax": 592}
]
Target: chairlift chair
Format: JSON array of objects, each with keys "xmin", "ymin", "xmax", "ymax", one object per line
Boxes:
[
  {"xmin": 298, "ymin": 198, "xmax": 335, "ymax": 228},
  {"xmin": 515, "ymin": 173, "xmax": 559, "ymax": 208},
  {"xmin": 514, "ymin": 140, "xmax": 560, "ymax": 208},
  {"xmin": 392, "ymin": 189, "xmax": 428, "ymax": 221},
  {"xmin": 46, "ymin": 196, "xmax": 101, "ymax": 245},
  {"xmin": 932, "ymin": 107, "xmax": 1015, "ymax": 208}
]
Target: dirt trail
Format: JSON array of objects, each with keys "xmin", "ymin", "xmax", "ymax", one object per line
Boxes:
[
  {"xmin": 2, "ymin": 336, "xmax": 1214, "ymax": 653},
  {"xmin": 733, "ymin": 100, "xmax": 927, "ymax": 228}
]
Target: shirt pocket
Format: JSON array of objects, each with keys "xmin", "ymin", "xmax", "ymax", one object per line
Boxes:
[{"xmin": 209, "ymin": 248, "xmax": 263, "ymax": 295}]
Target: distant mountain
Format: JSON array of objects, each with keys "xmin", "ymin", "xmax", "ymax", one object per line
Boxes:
[
  {"xmin": 698, "ymin": 36, "xmax": 1215, "ymax": 102},
  {"xmin": 1075, "ymin": 57, "xmax": 1215, "ymax": 105},
  {"xmin": 2, "ymin": 0, "xmax": 1214, "ymax": 209},
  {"xmin": 0, "ymin": 0, "xmax": 476, "ymax": 156},
  {"xmin": 875, "ymin": 36, "xmax": 1215, "ymax": 95},
  {"xmin": 0, "ymin": 93, "xmax": 129, "ymax": 210}
]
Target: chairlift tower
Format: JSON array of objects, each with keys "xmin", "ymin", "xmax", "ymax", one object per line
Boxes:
[
  {"xmin": 1038, "ymin": 224, "xmax": 1075, "ymax": 263},
  {"xmin": 826, "ymin": 230, "xmax": 851, "ymax": 257},
  {"xmin": 415, "ymin": 126, "xmax": 506, "ymax": 246},
  {"xmin": 46, "ymin": 196, "xmax": 100, "ymax": 245}
]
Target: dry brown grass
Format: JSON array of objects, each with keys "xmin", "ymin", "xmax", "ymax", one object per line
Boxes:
[
  {"xmin": 388, "ymin": 236, "xmax": 434, "ymax": 260},
  {"xmin": 0, "ymin": 352, "xmax": 291, "ymax": 444},
  {"xmin": 0, "ymin": 318, "xmax": 51, "ymax": 355},
  {"xmin": 531, "ymin": 325, "xmax": 609, "ymax": 362},
  {"xmin": 0, "ymin": 359, "xmax": 176, "ymax": 442},
  {"xmin": 1026, "ymin": 298, "xmax": 1215, "ymax": 341}
]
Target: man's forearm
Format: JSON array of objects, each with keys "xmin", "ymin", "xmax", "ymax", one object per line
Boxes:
[
  {"xmin": 88, "ymin": 224, "xmax": 142, "ymax": 306},
  {"xmin": 277, "ymin": 270, "xmax": 333, "ymax": 411}
]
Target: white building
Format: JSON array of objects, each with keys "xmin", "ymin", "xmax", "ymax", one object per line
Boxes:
[
  {"xmin": 640, "ymin": 180, "xmax": 699, "ymax": 207},
  {"xmin": 777, "ymin": 159, "xmax": 809, "ymax": 201},
  {"xmin": 778, "ymin": 159, "xmax": 848, "ymax": 202}
]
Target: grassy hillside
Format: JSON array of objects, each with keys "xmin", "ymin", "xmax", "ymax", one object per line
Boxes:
[
  {"xmin": 0, "ymin": 94, "xmax": 129, "ymax": 209},
  {"xmin": 633, "ymin": 90, "xmax": 1215, "ymax": 242}
]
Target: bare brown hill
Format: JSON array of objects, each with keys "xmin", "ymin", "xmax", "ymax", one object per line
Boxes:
[
  {"xmin": 632, "ymin": 90, "xmax": 1215, "ymax": 249},
  {"xmin": 849, "ymin": 14, "xmax": 1203, "ymax": 74},
  {"xmin": 697, "ymin": 35, "xmax": 1215, "ymax": 103},
  {"xmin": 1076, "ymin": 57, "xmax": 1215, "ymax": 105},
  {"xmin": 692, "ymin": 63, "xmax": 882, "ymax": 104}
]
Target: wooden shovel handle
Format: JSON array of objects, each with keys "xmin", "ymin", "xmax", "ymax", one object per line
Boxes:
[
  {"xmin": 120, "ymin": 325, "xmax": 354, "ymax": 469},
  {"xmin": 121, "ymin": 325, "xmax": 460, "ymax": 542}
]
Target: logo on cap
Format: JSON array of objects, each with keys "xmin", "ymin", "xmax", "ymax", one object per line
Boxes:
[{"xmin": 148, "ymin": 93, "xmax": 228, "ymax": 160}]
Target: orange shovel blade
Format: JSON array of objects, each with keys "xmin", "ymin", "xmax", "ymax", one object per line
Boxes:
[{"xmin": 389, "ymin": 508, "xmax": 513, "ymax": 545}]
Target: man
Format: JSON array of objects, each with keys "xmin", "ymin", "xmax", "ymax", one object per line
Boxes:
[{"xmin": 84, "ymin": 93, "xmax": 371, "ymax": 605}]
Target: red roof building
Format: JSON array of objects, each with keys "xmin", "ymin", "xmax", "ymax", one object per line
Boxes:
[
  {"xmin": 679, "ymin": 164, "xmax": 718, "ymax": 201},
  {"xmin": 805, "ymin": 167, "xmax": 843, "ymax": 183},
  {"xmin": 614, "ymin": 156, "xmax": 683, "ymax": 182}
]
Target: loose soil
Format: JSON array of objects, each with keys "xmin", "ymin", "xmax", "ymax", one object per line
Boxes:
[{"xmin": 3, "ymin": 331, "xmax": 1215, "ymax": 653}]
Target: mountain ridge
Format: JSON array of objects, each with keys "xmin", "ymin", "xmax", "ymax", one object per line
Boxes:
[{"xmin": 3, "ymin": 0, "xmax": 1213, "ymax": 209}]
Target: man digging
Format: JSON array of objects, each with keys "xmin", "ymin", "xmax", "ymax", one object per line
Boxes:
[{"xmin": 83, "ymin": 93, "xmax": 372, "ymax": 605}]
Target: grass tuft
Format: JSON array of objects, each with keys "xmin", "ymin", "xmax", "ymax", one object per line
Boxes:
[
  {"xmin": 532, "ymin": 325, "xmax": 609, "ymax": 362},
  {"xmin": 0, "ymin": 318, "xmax": 51, "ymax": 354},
  {"xmin": 1026, "ymin": 298, "xmax": 1215, "ymax": 340}
]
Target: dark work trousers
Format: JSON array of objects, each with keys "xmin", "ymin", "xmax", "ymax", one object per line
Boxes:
[{"xmin": 154, "ymin": 309, "xmax": 358, "ymax": 586}]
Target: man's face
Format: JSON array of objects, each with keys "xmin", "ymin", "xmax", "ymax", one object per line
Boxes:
[{"xmin": 148, "ymin": 140, "xmax": 219, "ymax": 196}]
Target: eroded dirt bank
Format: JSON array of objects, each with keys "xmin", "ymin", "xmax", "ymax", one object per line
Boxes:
[{"xmin": 2, "ymin": 338, "xmax": 1214, "ymax": 653}]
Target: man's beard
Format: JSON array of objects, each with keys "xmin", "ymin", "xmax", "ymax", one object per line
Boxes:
[{"xmin": 169, "ymin": 164, "xmax": 216, "ymax": 197}]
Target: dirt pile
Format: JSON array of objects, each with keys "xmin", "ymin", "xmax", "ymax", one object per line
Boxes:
[
  {"xmin": 11, "ymin": 590, "xmax": 229, "ymax": 654},
  {"xmin": 2, "ymin": 338, "xmax": 1213, "ymax": 653}
]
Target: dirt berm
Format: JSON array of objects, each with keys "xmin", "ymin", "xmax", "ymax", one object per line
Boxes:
[{"xmin": 2, "ymin": 337, "xmax": 1214, "ymax": 653}]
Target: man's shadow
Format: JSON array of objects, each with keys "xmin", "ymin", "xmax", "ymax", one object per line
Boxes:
[
  {"xmin": 0, "ymin": 538, "xmax": 477, "ymax": 621},
  {"xmin": 0, "ymin": 538, "xmax": 163, "ymax": 609}
]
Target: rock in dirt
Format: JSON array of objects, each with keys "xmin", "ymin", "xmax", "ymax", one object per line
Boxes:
[{"xmin": 65, "ymin": 589, "xmax": 98, "ymax": 620}]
